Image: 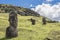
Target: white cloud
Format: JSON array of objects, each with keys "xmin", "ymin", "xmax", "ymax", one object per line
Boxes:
[
  {"xmin": 30, "ymin": 4, "xmax": 33, "ymax": 7},
  {"xmin": 31, "ymin": 3, "xmax": 60, "ymax": 21},
  {"xmin": 45, "ymin": 0, "xmax": 53, "ymax": 2}
]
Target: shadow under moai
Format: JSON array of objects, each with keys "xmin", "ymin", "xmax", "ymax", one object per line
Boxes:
[{"xmin": 6, "ymin": 11, "xmax": 18, "ymax": 38}]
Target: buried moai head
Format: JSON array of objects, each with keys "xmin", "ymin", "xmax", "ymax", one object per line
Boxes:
[
  {"xmin": 46, "ymin": 30, "xmax": 60, "ymax": 40},
  {"xmin": 44, "ymin": 38, "xmax": 51, "ymax": 40},
  {"xmin": 30, "ymin": 18, "xmax": 35, "ymax": 25},
  {"xmin": 9, "ymin": 11, "xmax": 18, "ymax": 28},
  {"xmin": 6, "ymin": 26, "xmax": 18, "ymax": 38},
  {"xmin": 28, "ymin": 18, "xmax": 35, "ymax": 25},
  {"xmin": 42, "ymin": 17, "xmax": 46, "ymax": 25}
]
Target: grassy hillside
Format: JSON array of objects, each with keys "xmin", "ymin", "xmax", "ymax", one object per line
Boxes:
[
  {"xmin": 0, "ymin": 4, "xmax": 40, "ymax": 17},
  {"xmin": 0, "ymin": 13, "xmax": 60, "ymax": 40}
]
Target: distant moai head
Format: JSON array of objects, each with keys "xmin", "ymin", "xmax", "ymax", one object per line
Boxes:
[
  {"xmin": 30, "ymin": 18, "xmax": 35, "ymax": 25},
  {"xmin": 6, "ymin": 10, "xmax": 18, "ymax": 38},
  {"xmin": 9, "ymin": 11, "xmax": 18, "ymax": 28},
  {"xmin": 42, "ymin": 17, "xmax": 46, "ymax": 25}
]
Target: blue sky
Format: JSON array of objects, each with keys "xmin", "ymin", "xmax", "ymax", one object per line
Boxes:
[
  {"xmin": 0, "ymin": 0, "xmax": 60, "ymax": 8},
  {"xmin": 0, "ymin": 0, "xmax": 60, "ymax": 21}
]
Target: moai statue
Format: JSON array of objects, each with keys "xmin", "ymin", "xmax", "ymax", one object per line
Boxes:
[
  {"xmin": 6, "ymin": 11, "xmax": 18, "ymax": 38},
  {"xmin": 42, "ymin": 17, "xmax": 46, "ymax": 25},
  {"xmin": 30, "ymin": 18, "xmax": 35, "ymax": 25}
]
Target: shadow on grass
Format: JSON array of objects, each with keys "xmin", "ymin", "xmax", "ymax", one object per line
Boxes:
[{"xmin": 0, "ymin": 37, "xmax": 11, "ymax": 40}]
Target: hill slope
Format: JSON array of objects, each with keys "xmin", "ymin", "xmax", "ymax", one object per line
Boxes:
[
  {"xmin": 0, "ymin": 13, "xmax": 60, "ymax": 40},
  {"xmin": 0, "ymin": 4, "xmax": 40, "ymax": 17}
]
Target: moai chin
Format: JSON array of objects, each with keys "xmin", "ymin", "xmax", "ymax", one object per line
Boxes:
[{"xmin": 6, "ymin": 11, "xmax": 18, "ymax": 38}]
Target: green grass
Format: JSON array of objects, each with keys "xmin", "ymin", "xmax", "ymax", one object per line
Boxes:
[{"xmin": 0, "ymin": 13, "xmax": 60, "ymax": 40}]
